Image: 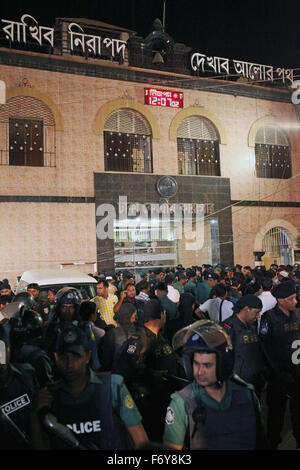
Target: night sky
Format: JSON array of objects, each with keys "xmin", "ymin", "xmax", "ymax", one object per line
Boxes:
[{"xmin": 2, "ymin": 0, "xmax": 300, "ymax": 70}]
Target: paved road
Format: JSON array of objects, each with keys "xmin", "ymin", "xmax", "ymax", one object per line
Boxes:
[{"xmin": 260, "ymin": 390, "xmax": 297, "ymax": 450}]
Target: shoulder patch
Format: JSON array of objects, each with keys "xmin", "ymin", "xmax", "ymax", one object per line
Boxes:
[
  {"xmin": 165, "ymin": 406, "xmax": 175, "ymax": 425},
  {"xmin": 125, "ymin": 395, "xmax": 134, "ymax": 409},
  {"xmin": 259, "ymin": 322, "xmax": 269, "ymax": 335}
]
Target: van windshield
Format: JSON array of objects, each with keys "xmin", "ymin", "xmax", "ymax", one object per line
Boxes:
[{"xmin": 39, "ymin": 283, "xmax": 97, "ymax": 301}]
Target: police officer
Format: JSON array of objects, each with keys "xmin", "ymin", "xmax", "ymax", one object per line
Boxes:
[
  {"xmin": 115, "ymin": 299, "xmax": 179, "ymax": 442},
  {"xmin": 163, "ymin": 320, "xmax": 267, "ymax": 450},
  {"xmin": 45, "ymin": 287, "xmax": 59, "ymax": 323},
  {"xmin": 29, "ymin": 325, "xmax": 148, "ymax": 450},
  {"xmin": 222, "ymin": 295, "xmax": 266, "ymax": 398},
  {"xmin": 195, "ymin": 270, "xmax": 211, "ymax": 304},
  {"xmin": 45, "ymin": 287, "xmax": 100, "ymax": 372},
  {"xmin": 26, "ymin": 283, "xmax": 47, "ymax": 322},
  {"xmin": 0, "ymin": 322, "xmax": 39, "ymax": 449},
  {"xmin": 13, "ymin": 291, "xmax": 37, "ymax": 311},
  {"xmin": 259, "ymin": 280, "xmax": 300, "ymax": 449},
  {"xmin": 44, "ymin": 287, "xmax": 82, "ymax": 357},
  {"xmin": 292, "ymin": 269, "xmax": 300, "ymax": 307},
  {"xmin": 149, "ymin": 268, "xmax": 165, "ymax": 296},
  {"xmin": 207, "ymin": 272, "xmax": 220, "ymax": 299},
  {"xmin": 98, "ymin": 303, "xmax": 138, "ymax": 372},
  {"xmin": 6, "ymin": 305, "xmax": 54, "ymax": 388},
  {"xmin": 184, "ymin": 270, "xmax": 197, "ymax": 298}
]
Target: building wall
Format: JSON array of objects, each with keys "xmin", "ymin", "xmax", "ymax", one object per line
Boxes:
[
  {"xmin": 232, "ymin": 206, "xmax": 299, "ymax": 267},
  {"xmin": 1, "ymin": 59, "xmax": 299, "ymax": 201},
  {"xmin": 0, "ymin": 202, "xmax": 96, "ymax": 287},
  {"xmin": 0, "ymin": 47, "xmax": 299, "ymax": 285}
]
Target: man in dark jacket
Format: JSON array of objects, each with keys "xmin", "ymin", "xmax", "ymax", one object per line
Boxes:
[
  {"xmin": 222, "ymin": 295, "xmax": 266, "ymax": 398},
  {"xmin": 98, "ymin": 303, "xmax": 138, "ymax": 372},
  {"xmin": 115, "ymin": 299, "xmax": 178, "ymax": 442},
  {"xmin": 259, "ymin": 281, "xmax": 300, "ymax": 449}
]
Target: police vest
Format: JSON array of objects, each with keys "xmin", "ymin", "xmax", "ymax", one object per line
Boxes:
[
  {"xmin": 178, "ymin": 381, "xmax": 257, "ymax": 450},
  {"xmin": 111, "ymin": 326, "xmax": 134, "ymax": 371},
  {"xmin": 0, "ymin": 364, "xmax": 36, "ymax": 449},
  {"xmin": 50, "ymin": 372, "xmax": 128, "ymax": 450},
  {"xmin": 223, "ymin": 316, "xmax": 265, "ymax": 383}
]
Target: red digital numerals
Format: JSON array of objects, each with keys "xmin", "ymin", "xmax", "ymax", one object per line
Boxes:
[{"xmin": 144, "ymin": 88, "xmax": 183, "ymax": 108}]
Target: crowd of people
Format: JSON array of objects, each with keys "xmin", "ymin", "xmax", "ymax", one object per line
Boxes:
[{"xmin": 0, "ymin": 260, "xmax": 300, "ymax": 450}]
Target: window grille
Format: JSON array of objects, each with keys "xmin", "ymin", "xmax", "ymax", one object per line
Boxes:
[
  {"xmin": 255, "ymin": 125, "xmax": 291, "ymax": 179},
  {"xmin": 262, "ymin": 227, "xmax": 291, "ymax": 253},
  {"xmin": 177, "ymin": 116, "xmax": 220, "ymax": 176},
  {"xmin": 0, "ymin": 96, "xmax": 56, "ymax": 166},
  {"xmin": 104, "ymin": 109, "xmax": 152, "ymax": 173}
]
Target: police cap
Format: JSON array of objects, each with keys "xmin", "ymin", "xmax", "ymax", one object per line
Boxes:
[
  {"xmin": 293, "ymin": 269, "xmax": 300, "ymax": 279},
  {"xmin": 207, "ymin": 273, "xmax": 219, "ymax": 280},
  {"xmin": 272, "ymin": 281, "xmax": 296, "ymax": 299},
  {"xmin": 233, "ymin": 294, "xmax": 263, "ymax": 314}
]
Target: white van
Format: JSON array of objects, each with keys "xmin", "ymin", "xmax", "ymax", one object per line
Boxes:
[{"xmin": 16, "ymin": 268, "xmax": 97, "ymax": 300}]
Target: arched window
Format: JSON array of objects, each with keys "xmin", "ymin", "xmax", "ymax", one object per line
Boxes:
[
  {"xmin": 0, "ymin": 96, "xmax": 56, "ymax": 167},
  {"xmin": 255, "ymin": 125, "xmax": 291, "ymax": 178},
  {"xmin": 177, "ymin": 116, "xmax": 220, "ymax": 176},
  {"xmin": 262, "ymin": 227, "xmax": 292, "ymax": 265},
  {"xmin": 104, "ymin": 109, "xmax": 152, "ymax": 173}
]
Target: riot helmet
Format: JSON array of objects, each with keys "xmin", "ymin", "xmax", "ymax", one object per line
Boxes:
[
  {"xmin": 0, "ymin": 322, "xmax": 10, "ymax": 367},
  {"xmin": 0, "ymin": 298, "xmax": 36, "ymax": 321},
  {"xmin": 13, "ymin": 292, "xmax": 36, "ymax": 309},
  {"xmin": 172, "ymin": 319, "xmax": 234, "ymax": 385},
  {"xmin": 54, "ymin": 287, "xmax": 83, "ymax": 320},
  {"xmin": 9, "ymin": 307, "xmax": 43, "ymax": 346}
]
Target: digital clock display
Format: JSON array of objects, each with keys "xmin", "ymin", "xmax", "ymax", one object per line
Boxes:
[{"xmin": 144, "ymin": 88, "xmax": 184, "ymax": 108}]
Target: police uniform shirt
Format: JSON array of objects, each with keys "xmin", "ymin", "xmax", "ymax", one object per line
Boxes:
[
  {"xmin": 158, "ymin": 295, "xmax": 179, "ymax": 322},
  {"xmin": 222, "ymin": 315, "xmax": 265, "ymax": 383},
  {"xmin": 48, "ymin": 370, "xmax": 142, "ymax": 449},
  {"xmin": 125, "ymin": 327, "xmax": 177, "ymax": 380},
  {"xmin": 259, "ymin": 305, "xmax": 300, "ymax": 374},
  {"xmin": 184, "ymin": 281, "xmax": 197, "ymax": 298},
  {"xmin": 173, "ymin": 281, "xmax": 185, "ymax": 295},
  {"xmin": 163, "ymin": 379, "xmax": 256, "ymax": 450},
  {"xmin": 195, "ymin": 280, "xmax": 211, "ymax": 304},
  {"xmin": 99, "ymin": 323, "xmax": 137, "ymax": 372}
]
